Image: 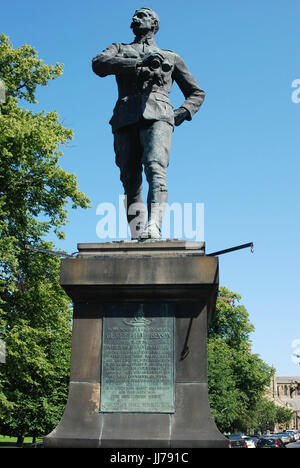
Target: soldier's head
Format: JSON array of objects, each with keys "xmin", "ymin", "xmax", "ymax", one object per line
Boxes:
[{"xmin": 130, "ymin": 8, "xmax": 160, "ymax": 36}]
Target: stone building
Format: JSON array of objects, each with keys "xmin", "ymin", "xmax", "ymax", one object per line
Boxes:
[{"xmin": 267, "ymin": 374, "xmax": 300, "ymax": 431}]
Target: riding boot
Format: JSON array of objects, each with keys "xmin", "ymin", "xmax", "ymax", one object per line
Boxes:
[
  {"xmin": 125, "ymin": 194, "xmax": 147, "ymax": 240},
  {"xmin": 140, "ymin": 189, "xmax": 168, "ymax": 239}
]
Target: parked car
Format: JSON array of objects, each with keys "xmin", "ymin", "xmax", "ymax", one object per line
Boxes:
[
  {"xmin": 276, "ymin": 433, "xmax": 291, "ymax": 445},
  {"xmin": 227, "ymin": 434, "xmax": 248, "ymax": 448},
  {"xmin": 243, "ymin": 437, "xmax": 256, "ymax": 448},
  {"xmin": 256, "ymin": 437, "xmax": 286, "ymax": 448},
  {"xmin": 282, "ymin": 431, "xmax": 296, "ymax": 442},
  {"xmin": 272, "ymin": 434, "xmax": 290, "ymax": 446},
  {"xmin": 281, "ymin": 431, "xmax": 295, "ymax": 443},
  {"xmin": 249, "ymin": 436, "xmax": 260, "ymax": 447}
]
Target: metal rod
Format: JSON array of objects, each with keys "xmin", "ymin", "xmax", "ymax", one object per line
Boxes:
[
  {"xmin": 25, "ymin": 244, "xmax": 75, "ymax": 258},
  {"xmin": 180, "ymin": 318, "xmax": 193, "ymax": 360},
  {"xmin": 207, "ymin": 242, "xmax": 254, "ymax": 257}
]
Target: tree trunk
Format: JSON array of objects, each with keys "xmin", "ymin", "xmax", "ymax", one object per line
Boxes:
[{"xmin": 17, "ymin": 435, "xmax": 24, "ymax": 446}]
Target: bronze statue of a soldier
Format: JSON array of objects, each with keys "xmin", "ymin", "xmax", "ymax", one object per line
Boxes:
[{"xmin": 92, "ymin": 7, "xmax": 205, "ymax": 239}]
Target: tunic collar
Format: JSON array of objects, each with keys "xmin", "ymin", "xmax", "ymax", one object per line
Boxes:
[{"xmin": 133, "ymin": 35, "xmax": 157, "ymax": 47}]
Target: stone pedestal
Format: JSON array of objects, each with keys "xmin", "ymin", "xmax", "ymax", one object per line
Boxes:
[{"xmin": 44, "ymin": 241, "xmax": 228, "ymax": 448}]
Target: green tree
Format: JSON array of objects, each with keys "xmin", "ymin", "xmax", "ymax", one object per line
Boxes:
[
  {"xmin": 0, "ymin": 33, "xmax": 90, "ymax": 443},
  {"xmin": 209, "ymin": 287, "xmax": 254, "ymax": 348},
  {"xmin": 208, "ymin": 287, "xmax": 273, "ymax": 433},
  {"xmin": 207, "ymin": 337, "xmax": 242, "ymax": 432},
  {"xmin": 251, "ymin": 399, "xmax": 277, "ymax": 433},
  {"xmin": 275, "ymin": 406, "xmax": 294, "ymax": 430}
]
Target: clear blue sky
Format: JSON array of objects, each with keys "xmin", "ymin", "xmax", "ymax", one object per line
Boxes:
[{"xmin": 2, "ymin": 0, "xmax": 300, "ymax": 376}]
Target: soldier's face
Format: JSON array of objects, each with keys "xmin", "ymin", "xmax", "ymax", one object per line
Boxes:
[{"xmin": 130, "ymin": 9, "xmax": 154, "ymax": 35}]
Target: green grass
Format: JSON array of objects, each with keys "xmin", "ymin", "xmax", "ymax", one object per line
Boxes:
[{"xmin": 0, "ymin": 435, "xmax": 43, "ymax": 447}]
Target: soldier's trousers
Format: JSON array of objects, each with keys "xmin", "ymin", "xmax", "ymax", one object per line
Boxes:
[{"xmin": 113, "ymin": 119, "xmax": 173, "ymax": 237}]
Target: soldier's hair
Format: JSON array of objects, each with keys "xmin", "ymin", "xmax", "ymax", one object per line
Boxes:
[{"xmin": 137, "ymin": 8, "xmax": 160, "ymax": 34}]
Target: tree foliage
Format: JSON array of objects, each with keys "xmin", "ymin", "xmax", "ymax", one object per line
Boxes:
[
  {"xmin": 238, "ymin": 398, "xmax": 292, "ymax": 433},
  {"xmin": 0, "ymin": 253, "xmax": 72, "ymax": 439},
  {"xmin": 275, "ymin": 406, "xmax": 294, "ymax": 429},
  {"xmin": 208, "ymin": 287, "xmax": 274, "ymax": 433},
  {"xmin": 0, "ymin": 34, "xmax": 90, "ymax": 440}
]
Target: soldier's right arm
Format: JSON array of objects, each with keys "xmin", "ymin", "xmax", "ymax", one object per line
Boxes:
[{"xmin": 92, "ymin": 43, "xmax": 137, "ymax": 77}]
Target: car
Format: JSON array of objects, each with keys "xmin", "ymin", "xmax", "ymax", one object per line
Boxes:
[
  {"xmin": 271, "ymin": 434, "xmax": 289, "ymax": 445},
  {"xmin": 243, "ymin": 437, "xmax": 256, "ymax": 448},
  {"xmin": 250, "ymin": 436, "xmax": 260, "ymax": 447},
  {"xmin": 282, "ymin": 431, "xmax": 296, "ymax": 442},
  {"xmin": 288, "ymin": 430, "xmax": 300, "ymax": 441},
  {"xmin": 276, "ymin": 433, "xmax": 291, "ymax": 445},
  {"xmin": 256, "ymin": 437, "xmax": 286, "ymax": 448},
  {"xmin": 227, "ymin": 434, "xmax": 248, "ymax": 448}
]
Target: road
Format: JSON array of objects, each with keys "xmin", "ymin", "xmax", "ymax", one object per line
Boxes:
[{"xmin": 286, "ymin": 440, "xmax": 300, "ymax": 448}]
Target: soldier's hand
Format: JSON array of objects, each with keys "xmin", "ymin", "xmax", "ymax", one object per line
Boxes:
[{"xmin": 174, "ymin": 108, "xmax": 189, "ymax": 126}]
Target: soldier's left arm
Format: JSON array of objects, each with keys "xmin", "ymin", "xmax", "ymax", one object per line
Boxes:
[{"xmin": 173, "ymin": 54, "xmax": 205, "ymax": 121}]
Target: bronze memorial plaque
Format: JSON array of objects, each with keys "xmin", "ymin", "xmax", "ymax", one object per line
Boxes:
[{"xmin": 100, "ymin": 303, "xmax": 175, "ymax": 413}]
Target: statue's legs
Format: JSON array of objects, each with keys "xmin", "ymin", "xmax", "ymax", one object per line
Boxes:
[
  {"xmin": 114, "ymin": 126, "xmax": 146, "ymax": 239},
  {"xmin": 140, "ymin": 120, "xmax": 173, "ymax": 238},
  {"xmin": 114, "ymin": 120, "xmax": 172, "ymax": 239}
]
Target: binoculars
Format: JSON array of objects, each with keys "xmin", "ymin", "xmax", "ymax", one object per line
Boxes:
[{"xmin": 148, "ymin": 54, "xmax": 172, "ymax": 72}]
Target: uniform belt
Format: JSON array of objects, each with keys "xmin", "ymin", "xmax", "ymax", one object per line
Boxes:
[{"xmin": 119, "ymin": 90, "xmax": 169, "ymax": 99}]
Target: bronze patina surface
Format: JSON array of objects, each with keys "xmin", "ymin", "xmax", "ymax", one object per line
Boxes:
[
  {"xmin": 101, "ymin": 303, "xmax": 175, "ymax": 413},
  {"xmin": 92, "ymin": 8, "xmax": 205, "ymax": 239}
]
